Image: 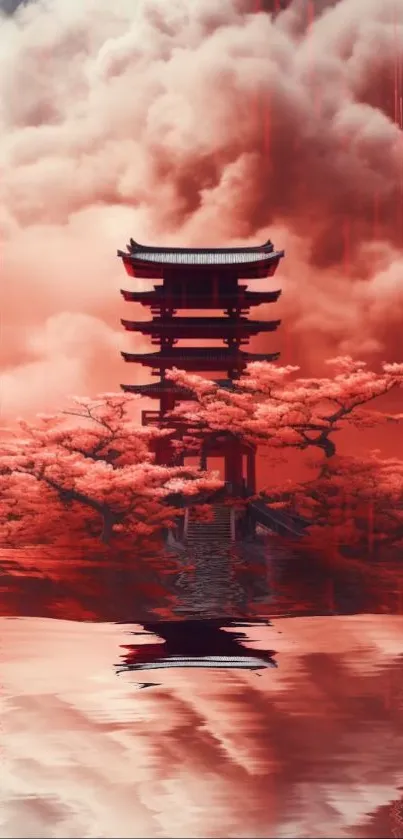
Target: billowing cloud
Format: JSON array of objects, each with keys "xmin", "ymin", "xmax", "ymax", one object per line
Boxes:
[{"xmin": 1, "ymin": 0, "xmax": 403, "ymax": 416}]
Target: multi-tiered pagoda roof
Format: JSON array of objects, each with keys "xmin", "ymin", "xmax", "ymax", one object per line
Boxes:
[
  {"xmin": 119, "ymin": 239, "xmax": 283, "ymax": 395},
  {"xmin": 118, "ymin": 236, "xmax": 310, "ymax": 538}
]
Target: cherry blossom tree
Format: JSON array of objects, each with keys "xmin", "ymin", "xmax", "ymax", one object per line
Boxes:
[
  {"xmin": 166, "ymin": 357, "xmax": 403, "ymax": 559},
  {"xmin": 167, "ymin": 357, "xmax": 403, "ymax": 460},
  {"xmin": 264, "ymin": 453, "xmax": 403, "ymax": 557},
  {"xmin": 0, "ymin": 393, "xmax": 222, "ymax": 551},
  {"xmin": 2, "ymin": 358, "xmax": 402, "ymax": 558}
]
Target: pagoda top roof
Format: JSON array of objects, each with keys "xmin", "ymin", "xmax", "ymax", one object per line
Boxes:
[{"xmin": 118, "ymin": 237, "xmax": 284, "ymax": 266}]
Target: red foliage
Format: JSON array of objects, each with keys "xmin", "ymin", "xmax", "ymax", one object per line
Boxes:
[
  {"xmin": 1, "ymin": 358, "xmax": 402, "ymax": 561},
  {"xmin": 168, "ymin": 356, "xmax": 403, "ymax": 459},
  {"xmin": 168, "ymin": 357, "xmax": 403, "ymax": 558},
  {"xmin": 270, "ymin": 453, "xmax": 403, "ymax": 556},
  {"xmin": 0, "ymin": 393, "xmax": 222, "ymax": 553}
]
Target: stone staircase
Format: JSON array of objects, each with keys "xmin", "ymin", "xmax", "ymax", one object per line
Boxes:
[
  {"xmin": 174, "ymin": 505, "xmax": 240, "ymax": 617},
  {"xmin": 184, "ymin": 505, "xmax": 234, "ymax": 546}
]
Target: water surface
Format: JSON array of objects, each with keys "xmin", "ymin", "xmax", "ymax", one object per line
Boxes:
[
  {"xmin": 1, "ymin": 614, "xmax": 403, "ymax": 838},
  {"xmin": 1, "ymin": 545, "xmax": 403, "ymax": 837}
]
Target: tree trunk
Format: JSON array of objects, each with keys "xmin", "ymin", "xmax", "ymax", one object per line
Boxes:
[
  {"xmin": 200, "ymin": 440, "xmax": 207, "ymax": 471},
  {"xmin": 317, "ymin": 436, "xmax": 336, "ymax": 459},
  {"xmin": 100, "ymin": 510, "xmax": 117, "ymax": 544}
]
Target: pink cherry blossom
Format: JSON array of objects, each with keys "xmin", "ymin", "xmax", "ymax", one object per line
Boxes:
[
  {"xmin": 167, "ymin": 356, "xmax": 403, "ymax": 460},
  {"xmin": 0, "ymin": 393, "xmax": 222, "ymax": 550}
]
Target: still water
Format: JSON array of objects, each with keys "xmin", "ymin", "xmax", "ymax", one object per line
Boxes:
[{"xmin": 0, "ymin": 546, "xmax": 402, "ymax": 838}]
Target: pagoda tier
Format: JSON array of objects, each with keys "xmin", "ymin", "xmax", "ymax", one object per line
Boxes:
[
  {"xmin": 118, "ymin": 239, "xmax": 284, "ymax": 280},
  {"xmin": 120, "ymin": 287, "xmax": 281, "ymax": 310},
  {"xmin": 121, "ymin": 378, "xmax": 238, "ymax": 399},
  {"xmin": 121, "ymin": 347, "xmax": 280, "ymax": 373},
  {"xmin": 121, "ymin": 316, "xmax": 281, "ymax": 340},
  {"xmin": 121, "ymin": 381, "xmax": 195, "ymax": 398}
]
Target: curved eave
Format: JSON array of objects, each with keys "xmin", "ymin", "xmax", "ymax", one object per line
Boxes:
[
  {"xmin": 121, "ymin": 350, "xmax": 280, "ymax": 361},
  {"xmin": 121, "ymin": 379, "xmax": 240, "ymax": 398},
  {"xmin": 120, "ymin": 288, "xmax": 282, "ymax": 305},
  {"xmin": 121, "ymin": 383, "xmax": 195, "ymax": 398},
  {"xmin": 125, "ymin": 237, "xmax": 275, "ymax": 255},
  {"xmin": 119, "ymin": 251, "xmax": 283, "ymax": 267},
  {"xmin": 121, "ymin": 350, "xmax": 280, "ymax": 369},
  {"xmin": 121, "ymin": 318, "xmax": 281, "ymax": 336},
  {"xmin": 118, "ymin": 251, "xmax": 284, "ymax": 279}
]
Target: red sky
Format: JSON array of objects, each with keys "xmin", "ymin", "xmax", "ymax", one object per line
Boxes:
[{"xmin": 1, "ymin": 0, "xmax": 403, "ymax": 418}]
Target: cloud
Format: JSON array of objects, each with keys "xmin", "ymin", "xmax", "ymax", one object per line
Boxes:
[
  {"xmin": 1, "ymin": 0, "xmax": 403, "ymax": 416},
  {"xmin": 0, "ymin": 0, "xmax": 27, "ymax": 14},
  {"xmin": 0, "ymin": 312, "xmax": 128, "ymax": 417}
]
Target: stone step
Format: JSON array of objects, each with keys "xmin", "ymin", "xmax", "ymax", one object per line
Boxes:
[{"xmin": 185, "ymin": 505, "xmax": 234, "ymax": 545}]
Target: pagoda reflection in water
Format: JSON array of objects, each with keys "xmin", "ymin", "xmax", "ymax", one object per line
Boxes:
[{"xmin": 116, "ymin": 618, "xmax": 277, "ymax": 678}]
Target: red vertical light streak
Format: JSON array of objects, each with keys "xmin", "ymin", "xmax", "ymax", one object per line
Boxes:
[
  {"xmin": 393, "ymin": 3, "xmax": 402, "ymax": 127},
  {"xmin": 253, "ymin": 0, "xmax": 261, "ymax": 155},
  {"xmin": 394, "ymin": 25, "xmax": 399, "ymax": 125},
  {"xmin": 253, "ymin": 0, "xmax": 265, "ymax": 162},
  {"xmin": 343, "ymin": 218, "xmax": 350, "ymax": 276},
  {"xmin": 307, "ymin": 0, "xmax": 315, "ymax": 32},
  {"xmin": 399, "ymin": 2, "xmax": 403, "ymax": 237},
  {"xmin": 305, "ymin": 0, "xmax": 321, "ymax": 116},
  {"xmin": 254, "ymin": 87, "xmax": 261, "ymax": 156},
  {"xmin": 373, "ymin": 189, "xmax": 379, "ymax": 241},
  {"xmin": 397, "ymin": 131, "xmax": 402, "ymax": 249},
  {"xmin": 392, "ymin": 0, "xmax": 403, "ymax": 241},
  {"xmin": 263, "ymin": 92, "xmax": 271, "ymax": 168},
  {"xmin": 400, "ymin": 131, "xmax": 403, "ymax": 245}
]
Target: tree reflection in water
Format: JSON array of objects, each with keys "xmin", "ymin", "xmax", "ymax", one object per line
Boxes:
[{"xmin": 1, "ymin": 536, "xmax": 400, "ymax": 625}]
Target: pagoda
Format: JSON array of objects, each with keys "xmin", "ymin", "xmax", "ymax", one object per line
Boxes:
[{"xmin": 119, "ymin": 238, "xmax": 308, "ymax": 541}]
